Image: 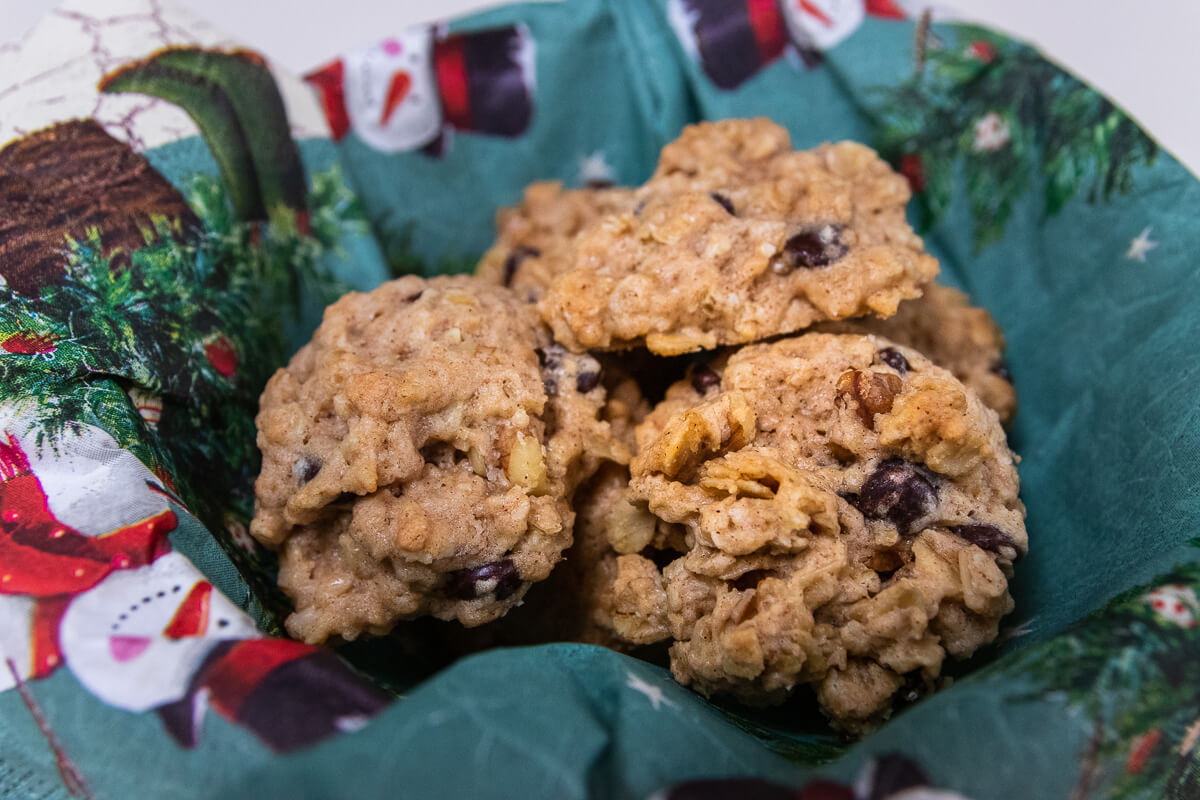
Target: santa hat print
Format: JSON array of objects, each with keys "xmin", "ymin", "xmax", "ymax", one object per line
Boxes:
[
  {"xmin": 305, "ymin": 23, "xmax": 535, "ymax": 155},
  {"xmin": 0, "ymin": 430, "xmax": 174, "ymax": 598}
]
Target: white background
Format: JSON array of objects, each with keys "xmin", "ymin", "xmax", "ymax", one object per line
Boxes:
[{"xmin": 3, "ymin": 0, "xmax": 1198, "ymax": 175}]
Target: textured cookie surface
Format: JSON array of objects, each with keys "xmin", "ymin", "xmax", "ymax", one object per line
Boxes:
[
  {"xmin": 536, "ymin": 119, "xmax": 939, "ymax": 355},
  {"xmin": 818, "ymin": 282, "xmax": 1017, "ymax": 424},
  {"xmin": 476, "ymin": 181, "xmax": 637, "ymax": 302},
  {"xmin": 252, "ymin": 275, "xmax": 625, "ymax": 641},
  {"xmin": 625, "ymin": 332, "xmax": 1025, "ymax": 731},
  {"xmin": 430, "ymin": 367, "xmax": 653, "ymax": 651}
]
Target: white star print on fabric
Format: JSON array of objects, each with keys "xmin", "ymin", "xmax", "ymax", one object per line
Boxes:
[
  {"xmin": 578, "ymin": 150, "xmax": 615, "ymax": 185},
  {"xmin": 1125, "ymin": 226, "xmax": 1159, "ymax": 262},
  {"xmin": 625, "ymin": 671, "xmax": 676, "ymax": 710}
]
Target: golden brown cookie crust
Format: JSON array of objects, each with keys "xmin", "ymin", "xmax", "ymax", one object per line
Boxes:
[
  {"xmin": 476, "ymin": 181, "xmax": 637, "ymax": 302},
  {"xmin": 625, "ymin": 332, "xmax": 1025, "ymax": 731},
  {"xmin": 251, "ymin": 275, "xmax": 626, "ymax": 642},
  {"xmin": 818, "ymin": 282, "xmax": 1017, "ymax": 424},
  {"xmin": 424, "ymin": 368, "xmax": 655, "ymax": 652},
  {"xmin": 536, "ymin": 119, "xmax": 938, "ymax": 355}
]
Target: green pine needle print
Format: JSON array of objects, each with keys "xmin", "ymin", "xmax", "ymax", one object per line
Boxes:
[
  {"xmin": 1001, "ymin": 562, "xmax": 1200, "ymax": 799},
  {"xmin": 0, "ymin": 164, "xmax": 366, "ymax": 623},
  {"xmin": 871, "ymin": 27, "xmax": 1158, "ymax": 250}
]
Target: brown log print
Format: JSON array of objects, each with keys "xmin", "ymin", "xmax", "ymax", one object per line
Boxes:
[{"xmin": 0, "ymin": 119, "xmax": 199, "ymax": 296}]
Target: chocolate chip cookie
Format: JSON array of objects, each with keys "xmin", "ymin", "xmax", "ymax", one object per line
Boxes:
[
  {"xmin": 624, "ymin": 332, "xmax": 1025, "ymax": 731},
  {"xmin": 817, "ymin": 282, "xmax": 1017, "ymax": 424},
  {"xmin": 430, "ymin": 364, "xmax": 654, "ymax": 651},
  {"xmin": 476, "ymin": 181, "xmax": 637, "ymax": 302},
  {"xmin": 252, "ymin": 275, "xmax": 627, "ymax": 642},
  {"xmin": 537, "ymin": 119, "xmax": 939, "ymax": 355}
]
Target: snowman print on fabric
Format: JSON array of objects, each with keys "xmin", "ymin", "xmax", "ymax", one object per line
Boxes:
[
  {"xmin": 0, "ymin": 422, "xmax": 388, "ymax": 751},
  {"xmin": 59, "ymin": 552, "xmax": 259, "ymax": 712},
  {"xmin": 0, "ymin": 426, "xmax": 177, "ymax": 691},
  {"xmin": 305, "ymin": 22, "xmax": 535, "ymax": 155},
  {"xmin": 1145, "ymin": 584, "xmax": 1199, "ymax": 628},
  {"xmin": 668, "ymin": 0, "xmax": 936, "ymax": 90}
]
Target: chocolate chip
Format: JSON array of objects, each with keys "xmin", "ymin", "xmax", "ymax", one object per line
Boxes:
[
  {"xmin": 709, "ymin": 192, "xmax": 735, "ymax": 215},
  {"xmin": 878, "ymin": 347, "xmax": 910, "ymax": 374},
  {"xmin": 293, "ymin": 456, "xmax": 322, "ymax": 485},
  {"xmin": 690, "ymin": 363, "xmax": 720, "ymax": 394},
  {"xmin": 403, "ymin": 290, "xmax": 424, "ymax": 303},
  {"xmin": 576, "ymin": 370, "xmax": 601, "ymax": 393},
  {"xmin": 444, "ymin": 558, "xmax": 521, "ymax": 600},
  {"xmin": 585, "ymin": 178, "xmax": 614, "ymax": 189},
  {"xmin": 536, "ymin": 345, "xmax": 563, "ymax": 370},
  {"xmin": 855, "ymin": 458, "xmax": 938, "ymax": 532},
  {"xmin": 951, "ymin": 523, "xmax": 1023, "ymax": 560},
  {"xmin": 543, "ymin": 377, "xmax": 559, "ymax": 396},
  {"xmin": 776, "ymin": 223, "xmax": 848, "ymax": 274},
  {"xmin": 502, "ymin": 245, "xmax": 541, "ymax": 286},
  {"xmin": 991, "ymin": 361, "xmax": 1013, "ymax": 383},
  {"xmin": 862, "ymin": 753, "xmax": 929, "ymax": 800}
]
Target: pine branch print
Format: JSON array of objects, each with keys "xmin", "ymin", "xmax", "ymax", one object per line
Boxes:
[{"xmin": 871, "ymin": 26, "xmax": 1158, "ymax": 249}]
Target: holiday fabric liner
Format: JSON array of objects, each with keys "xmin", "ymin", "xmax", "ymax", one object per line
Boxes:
[{"xmin": 0, "ymin": 0, "xmax": 1197, "ymax": 798}]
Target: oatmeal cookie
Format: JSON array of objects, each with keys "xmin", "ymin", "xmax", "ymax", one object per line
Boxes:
[
  {"xmin": 443, "ymin": 462, "xmax": 639, "ymax": 649},
  {"xmin": 433, "ymin": 366, "xmax": 654, "ymax": 651},
  {"xmin": 252, "ymin": 275, "xmax": 627, "ymax": 642},
  {"xmin": 475, "ymin": 181, "xmax": 637, "ymax": 302},
  {"xmin": 626, "ymin": 332, "xmax": 1025, "ymax": 731},
  {"xmin": 817, "ymin": 282, "xmax": 1017, "ymax": 424},
  {"xmin": 538, "ymin": 119, "xmax": 939, "ymax": 355}
]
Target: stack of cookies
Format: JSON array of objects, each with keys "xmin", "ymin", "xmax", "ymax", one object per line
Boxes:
[{"xmin": 251, "ymin": 118, "xmax": 1026, "ymax": 733}]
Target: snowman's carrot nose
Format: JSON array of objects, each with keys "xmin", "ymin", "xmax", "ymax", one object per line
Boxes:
[
  {"xmin": 381, "ymin": 71, "xmax": 412, "ymax": 126},
  {"xmin": 164, "ymin": 581, "xmax": 212, "ymax": 639}
]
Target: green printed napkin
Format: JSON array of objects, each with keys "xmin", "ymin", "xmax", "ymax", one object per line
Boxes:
[{"xmin": 1, "ymin": 1, "xmax": 1197, "ymax": 798}]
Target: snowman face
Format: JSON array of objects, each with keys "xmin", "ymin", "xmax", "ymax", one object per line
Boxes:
[
  {"xmin": 343, "ymin": 27, "xmax": 443, "ymax": 152},
  {"xmin": 1145, "ymin": 584, "xmax": 1199, "ymax": 628},
  {"xmin": 60, "ymin": 553, "xmax": 259, "ymax": 712},
  {"xmin": 780, "ymin": 0, "xmax": 865, "ymax": 51}
]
